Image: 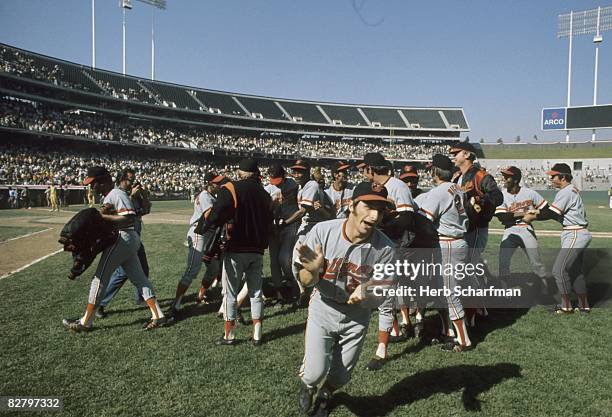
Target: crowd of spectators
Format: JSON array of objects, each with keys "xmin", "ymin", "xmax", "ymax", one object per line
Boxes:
[{"xmin": 0, "ymin": 98, "xmax": 451, "ymax": 159}]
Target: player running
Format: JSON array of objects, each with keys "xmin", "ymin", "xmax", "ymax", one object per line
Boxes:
[{"xmin": 295, "ymin": 181, "xmax": 397, "ymax": 417}]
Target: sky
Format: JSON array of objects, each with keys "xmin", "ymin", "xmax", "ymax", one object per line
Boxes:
[{"xmin": 1, "ymin": 0, "xmax": 611, "ymax": 143}]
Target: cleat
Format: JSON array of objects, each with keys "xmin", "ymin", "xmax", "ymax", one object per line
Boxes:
[
  {"xmin": 366, "ymin": 356, "xmax": 385, "ymax": 371},
  {"xmin": 441, "ymin": 342, "xmax": 473, "ymax": 352},
  {"xmin": 430, "ymin": 334, "xmax": 456, "ymax": 345},
  {"xmin": 215, "ymin": 336, "xmax": 238, "ymax": 346},
  {"xmin": 143, "ymin": 316, "xmax": 174, "ymax": 330},
  {"xmin": 551, "ymin": 305, "xmax": 574, "ymax": 315},
  {"xmin": 62, "ymin": 318, "xmax": 92, "ymax": 333},
  {"xmin": 574, "ymin": 307, "xmax": 591, "ymax": 314},
  {"xmin": 250, "ymin": 337, "xmax": 263, "ymax": 347},
  {"xmin": 312, "ymin": 388, "xmax": 332, "ymax": 417},
  {"xmin": 298, "ymin": 382, "xmax": 317, "ymax": 414},
  {"xmin": 95, "ymin": 306, "xmax": 108, "ymax": 319}
]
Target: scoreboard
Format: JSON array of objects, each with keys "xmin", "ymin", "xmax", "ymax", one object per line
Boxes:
[{"xmin": 542, "ymin": 104, "xmax": 612, "ymax": 130}]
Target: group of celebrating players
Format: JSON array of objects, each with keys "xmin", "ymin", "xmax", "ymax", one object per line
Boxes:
[{"xmin": 61, "ymin": 141, "xmax": 592, "ymax": 417}]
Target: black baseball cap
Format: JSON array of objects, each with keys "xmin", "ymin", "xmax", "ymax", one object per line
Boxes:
[
  {"xmin": 351, "ymin": 181, "xmax": 393, "ymax": 208},
  {"xmin": 399, "ymin": 164, "xmax": 419, "ymax": 180},
  {"xmin": 332, "ymin": 161, "xmax": 351, "ymax": 174},
  {"xmin": 363, "ymin": 152, "xmax": 387, "ymax": 167},
  {"xmin": 501, "ymin": 166, "xmax": 522, "ymax": 181},
  {"xmin": 204, "ymin": 172, "xmax": 225, "ymax": 184},
  {"xmin": 431, "ymin": 154, "xmax": 454, "ymax": 171},
  {"xmin": 546, "ymin": 163, "xmax": 572, "ymax": 176},
  {"xmin": 449, "ymin": 141, "xmax": 477, "ymax": 155},
  {"xmin": 290, "ymin": 159, "xmax": 311, "ymax": 171},
  {"xmin": 238, "ymin": 158, "xmax": 258, "ymax": 173},
  {"xmin": 83, "ymin": 166, "xmax": 111, "ymax": 185}
]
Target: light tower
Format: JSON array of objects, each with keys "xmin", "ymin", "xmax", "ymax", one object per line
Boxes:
[{"xmin": 558, "ymin": 5, "xmax": 612, "ymax": 142}]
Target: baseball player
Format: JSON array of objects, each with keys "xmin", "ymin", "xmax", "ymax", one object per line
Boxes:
[
  {"xmin": 168, "ymin": 173, "xmax": 224, "ymax": 315},
  {"xmin": 418, "ymin": 154, "xmax": 472, "ymax": 352},
  {"xmin": 264, "ymin": 163, "xmax": 299, "ymax": 303},
  {"xmin": 494, "ymin": 166, "xmax": 549, "ymax": 290},
  {"xmin": 87, "ymin": 184, "xmax": 95, "ymax": 207},
  {"xmin": 522, "ymin": 163, "xmax": 592, "ymax": 314},
  {"xmin": 361, "ymin": 152, "xmax": 416, "ymax": 370},
  {"xmin": 62, "ymin": 166, "xmax": 169, "ymax": 332},
  {"xmin": 288, "ymin": 159, "xmax": 334, "ymax": 305},
  {"xmin": 399, "ymin": 164, "xmax": 423, "ymax": 198},
  {"xmin": 95, "ymin": 169, "xmax": 152, "ymax": 319},
  {"xmin": 450, "ymin": 142, "xmax": 503, "ymax": 322},
  {"xmin": 295, "ymin": 181, "xmax": 397, "ymax": 417},
  {"xmin": 49, "ymin": 183, "xmax": 59, "ymax": 212},
  {"xmin": 205, "ymin": 158, "xmax": 273, "ymax": 347},
  {"xmin": 324, "ymin": 161, "xmax": 354, "ymax": 219}
]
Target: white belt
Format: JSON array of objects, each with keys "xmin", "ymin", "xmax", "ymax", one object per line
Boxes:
[{"xmin": 563, "ymin": 225, "xmax": 587, "ymax": 231}]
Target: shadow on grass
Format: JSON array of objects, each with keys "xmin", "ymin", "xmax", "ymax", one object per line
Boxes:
[
  {"xmin": 386, "ymin": 307, "xmax": 529, "ymax": 364},
  {"xmin": 333, "ymin": 362, "xmax": 522, "ymax": 416},
  {"xmin": 263, "ymin": 322, "xmax": 306, "ymax": 343}
]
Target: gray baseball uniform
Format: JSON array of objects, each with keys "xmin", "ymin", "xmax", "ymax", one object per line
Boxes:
[
  {"xmin": 179, "ymin": 190, "xmax": 220, "ymax": 287},
  {"xmin": 419, "ymin": 182, "xmax": 469, "ymax": 321},
  {"xmin": 549, "ymin": 184, "xmax": 592, "ymax": 295},
  {"xmin": 265, "ymin": 178, "xmax": 299, "ymax": 287},
  {"xmin": 295, "ymin": 219, "xmax": 396, "ymax": 389},
  {"xmin": 324, "ymin": 184, "xmax": 354, "ymax": 219},
  {"xmin": 495, "ymin": 187, "xmax": 548, "ymax": 279},
  {"xmin": 87, "ymin": 188, "xmax": 157, "ymax": 307},
  {"xmin": 377, "ymin": 176, "xmax": 416, "ymax": 331},
  {"xmin": 293, "ymin": 180, "xmax": 334, "ymax": 279}
]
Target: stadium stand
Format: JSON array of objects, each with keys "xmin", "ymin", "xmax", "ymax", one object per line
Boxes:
[{"xmin": 0, "ymin": 42, "xmax": 468, "ymax": 140}]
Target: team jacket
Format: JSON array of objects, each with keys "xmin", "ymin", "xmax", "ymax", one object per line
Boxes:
[
  {"xmin": 455, "ymin": 165, "xmax": 503, "ymax": 230},
  {"xmin": 206, "ymin": 177, "xmax": 273, "ymax": 254}
]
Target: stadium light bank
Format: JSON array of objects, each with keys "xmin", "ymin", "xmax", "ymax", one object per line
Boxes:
[
  {"xmin": 91, "ymin": 0, "xmax": 167, "ymax": 78},
  {"xmin": 558, "ymin": 5, "xmax": 612, "ymax": 142}
]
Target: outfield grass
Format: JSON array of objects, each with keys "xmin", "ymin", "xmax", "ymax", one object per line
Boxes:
[
  {"xmin": 480, "ymin": 143, "xmax": 612, "ymax": 159},
  {"xmin": 0, "ymin": 205, "xmax": 610, "ymax": 416}
]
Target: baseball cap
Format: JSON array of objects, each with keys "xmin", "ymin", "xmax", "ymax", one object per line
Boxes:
[
  {"xmin": 351, "ymin": 181, "xmax": 393, "ymax": 208},
  {"xmin": 546, "ymin": 163, "xmax": 572, "ymax": 176},
  {"xmin": 363, "ymin": 152, "xmax": 387, "ymax": 167},
  {"xmin": 83, "ymin": 166, "xmax": 111, "ymax": 185},
  {"xmin": 238, "ymin": 158, "xmax": 258, "ymax": 173},
  {"xmin": 431, "ymin": 154, "xmax": 454, "ymax": 171},
  {"xmin": 332, "ymin": 161, "xmax": 351, "ymax": 174},
  {"xmin": 399, "ymin": 164, "xmax": 419, "ymax": 180},
  {"xmin": 204, "ymin": 172, "xmax": 225, "ymax": 184},
  {"xmin": 501, "ymin": 166, "xmax": 522, "ymax": 181},
  {"xmin": 289, "ymin": 159, "xmax": 311, "ymax": 171},
  {"xmin": 269, "ymin": 163, "xmax": 286, "ymax": 186},
  {"xmin": 449, "ymin": 141, "xmax": 477, "ymax": 155}
]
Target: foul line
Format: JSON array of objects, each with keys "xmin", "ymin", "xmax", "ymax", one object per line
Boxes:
[
  {"xmin": 0, "ymin": 227, "xmax": 54, "ymax": 244},
  {"xmin": 0, "ymin": 249, "xmax": 64, "ymax": 280}
]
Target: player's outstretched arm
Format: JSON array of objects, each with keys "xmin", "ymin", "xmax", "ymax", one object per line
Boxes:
[{"xmin": 297, "ymin": 243, "xmax": 324, "ymax": 287}]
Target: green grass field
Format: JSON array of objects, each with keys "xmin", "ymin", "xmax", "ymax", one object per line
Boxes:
[
  {"xmin": 480, "ymin": 143, "xmax": 612, "ymax": 159},
  {"xmin": 0, "ymin": 201, "xmax": 611, "ymax": 417}
]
